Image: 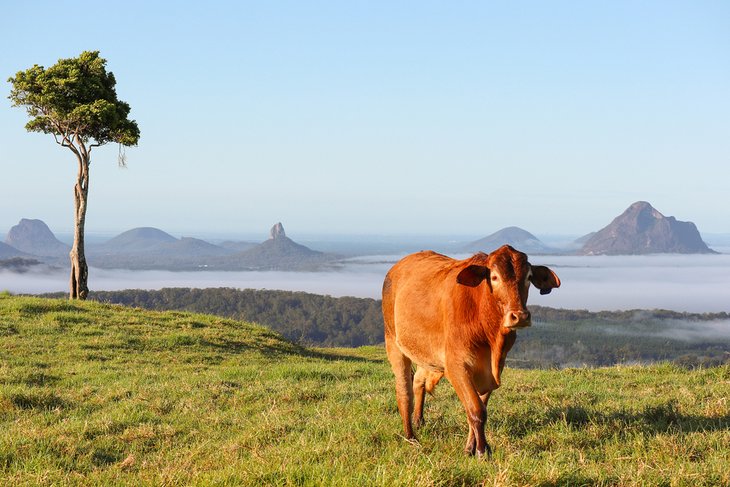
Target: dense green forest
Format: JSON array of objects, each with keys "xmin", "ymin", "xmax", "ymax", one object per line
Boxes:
[
  {"xmin": 75, "ymin": 288, "xmax": 383, "ymax": 348},
  {"xmin": 41, "ymin": 287, "xmax": 730, "ymax": 367}
]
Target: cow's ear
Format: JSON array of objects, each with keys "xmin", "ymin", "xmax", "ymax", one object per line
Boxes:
[
  {"xmin": 530, "ymin": 265, "xmax": 561, "ymax": 295},
  {"xmin": 457, "ymin": 265, "xmax": 489, "ymax": 287}
]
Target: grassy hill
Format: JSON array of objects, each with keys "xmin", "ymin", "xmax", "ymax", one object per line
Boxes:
[{"xmin": 0, "ymin": 295, "xmax": 728, "ymax": 486}]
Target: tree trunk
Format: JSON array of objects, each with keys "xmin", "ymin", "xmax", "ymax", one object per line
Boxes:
[{"xmin": 69, "ymin": 155, "xmax": 90, "ymax": 300}]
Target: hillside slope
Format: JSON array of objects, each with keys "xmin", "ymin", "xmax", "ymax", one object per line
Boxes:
[{"xmin": 0, "ymin": 295, "xmax": 727, "ymax": 486}]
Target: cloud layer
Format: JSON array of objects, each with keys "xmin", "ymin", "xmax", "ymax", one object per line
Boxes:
[{"xmin": 2, "ymin": 253, "xmax": 729, "ymax": 313}]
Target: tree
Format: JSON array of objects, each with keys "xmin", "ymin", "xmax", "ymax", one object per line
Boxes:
[{"xmin": 8, "ymin": 51, "xmax": 140, "ymax": 299}]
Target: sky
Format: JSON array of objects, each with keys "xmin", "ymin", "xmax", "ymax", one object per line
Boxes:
[{"xmin": 1, "ymin": 1, "xmax": 729, "ymax": 239}]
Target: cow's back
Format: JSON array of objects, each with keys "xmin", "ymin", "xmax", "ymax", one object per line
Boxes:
[{"xmin": 383, "ymin": 251, "xmax": 465, "ymax": 369}]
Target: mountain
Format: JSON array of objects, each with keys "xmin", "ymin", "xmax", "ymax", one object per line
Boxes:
[
  {"xmin": 89, "ymin": 227, "xmax": 235, "ymax": 269},
  {"xmin": 225, "ymin": 223, "xmax": 334, "ymax": 270},
  {"xmin": 574, "ymin": 232, "xmax": 596, "ymax": 246},
  {"xmin": 580, "ymin": 201, "xmax": 716, "ymax": 255},
  {"xmin": 96, "ymin": 227, "xmax": 178, "ymax": 253},
  {"xmin": 84, "ymin": 224, "xmax": 336, "ymax": 270},
  {"xmin": 462, "ymin": 226, "xmax": 554, "ymax": 254},
  {"xmin": 4, "ymin": 219, "xmax": 70, "ymax": 258},
  {"xmin": 219, "ymin": 240, "xmax": 258, "ymax": 252},
  {"xmin": 161, "ymin": 237, "xmax": 234, "ymax": 257},
  {"xmin": 0, "ymin": 241, "xmax": 28, "ymax": 259}
]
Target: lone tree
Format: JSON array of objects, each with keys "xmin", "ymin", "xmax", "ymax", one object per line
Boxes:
[{"xmin": 8, "ymin": 51, "xmax": 140, "ymax": 299}]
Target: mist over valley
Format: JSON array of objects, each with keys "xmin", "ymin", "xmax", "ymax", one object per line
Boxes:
[{"xmin": 3, "ymin": 251, "xmax": 730, "ymax": 314}]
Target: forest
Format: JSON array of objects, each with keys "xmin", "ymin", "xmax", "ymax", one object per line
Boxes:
[{"xmin": 38, "ymin": 287, "xmax": 729, "ymax": 368}]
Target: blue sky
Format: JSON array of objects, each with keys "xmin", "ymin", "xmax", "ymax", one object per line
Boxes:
[{"xmin": 1, "ymin": 1, "xmax": 728, "ymax": 239}]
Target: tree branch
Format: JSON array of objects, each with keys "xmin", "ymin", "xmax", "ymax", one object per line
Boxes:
[{"xmin": 50, "ymin": 120, "xmax": 82, "ymax": 158}]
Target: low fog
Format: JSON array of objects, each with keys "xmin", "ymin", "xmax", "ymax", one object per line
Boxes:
[
  {"xmin": 597, "ymin": 320, "xmax": 730, "ymax": 341},
  {"xmin": 2, "ymin": 253, "xmax": 729, "ymax": 313}
]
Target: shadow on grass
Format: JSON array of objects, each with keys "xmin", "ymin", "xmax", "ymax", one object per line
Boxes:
[
  {"xmin": 197, "ymin": 337, "xmax": 383, "ymax": 364},
  {"xmin": 7, "ymin": 391, "xmax": 69, "ymax": 410},
  {"xmin": 534, "ymin": 472, "xmax": 608, "ymax": 487},
  {"xmin": 502, "ymin": 401, "xmax": 730, "ymax": 436},
  {"xmin": 303, "ymin": 348, "xmax": 383, "ymax": 364}
]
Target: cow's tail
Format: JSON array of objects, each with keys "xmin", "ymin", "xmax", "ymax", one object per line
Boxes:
[{"xmin": 382, "ymin": 273, "xmax": 396, "ymax": 337}]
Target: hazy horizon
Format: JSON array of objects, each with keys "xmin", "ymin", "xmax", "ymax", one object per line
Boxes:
[{"xmin": 3, "ymin": 221, "xmax": 730, "ymax": 250}]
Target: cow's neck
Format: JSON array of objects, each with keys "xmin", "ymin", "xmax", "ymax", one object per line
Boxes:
[{"xmin": 476, "ymin": 300, "xmax": 517, "ymax": 387}]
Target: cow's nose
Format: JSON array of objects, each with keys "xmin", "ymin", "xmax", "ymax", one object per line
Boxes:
[{"xmin": 509, "ymin": 310, "xmax": 531, "ymax": 327}]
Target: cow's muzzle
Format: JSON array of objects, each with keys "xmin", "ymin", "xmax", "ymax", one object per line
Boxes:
[{"xmin": 504, "ymin": 310, "xmax": 531, "ymax": 329}]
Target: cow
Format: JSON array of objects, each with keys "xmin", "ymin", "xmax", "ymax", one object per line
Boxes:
[{"xmin": 382, "ymin": 245, "xmax": 560, "ymax": 458}]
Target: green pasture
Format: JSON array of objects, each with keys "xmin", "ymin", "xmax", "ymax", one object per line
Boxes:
[{"xmin": 0, "ymin": 296, "xmax": 727, "ymax": 486}]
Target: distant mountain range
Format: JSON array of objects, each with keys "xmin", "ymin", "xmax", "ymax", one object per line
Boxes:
[
  {"xmin": 86, "ymin": 222, "xmax": 334, "ymax": 270},
  {"xmin": 88, "ymin": 227, "xmax": 236, "ymax": 270},
  {"xmin": 462, "ymin": 202, "xmax": 715, "ymax": 256},
  {"xmin": 1, "ymin": 219, "xmax": 335, "ymax": 271},
  {"xmin": 0, "ymin": 202, "xmax": 720, "ymax": 272}
]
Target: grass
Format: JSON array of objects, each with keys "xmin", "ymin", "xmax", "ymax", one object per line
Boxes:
[{"xmin": 0, "ymin": 295, "xmax": 728, "ymax": 486}]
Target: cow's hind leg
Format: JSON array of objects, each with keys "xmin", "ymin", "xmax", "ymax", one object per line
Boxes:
[
  {"xmin": 385, "ymin": 336, "xmax": 416, "ymax": 440},
  {"xmin": 413, "ymin": 369, "xmax": 444, "ymax": 428},
  {"xmin": 413, "ymin": 368, "xmax": 428, "ymax": 427}
]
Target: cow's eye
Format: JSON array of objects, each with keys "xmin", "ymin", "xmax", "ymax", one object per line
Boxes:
[{"xmin": 491, "ymin": 275, "xmax": 498, "ymax": 282}]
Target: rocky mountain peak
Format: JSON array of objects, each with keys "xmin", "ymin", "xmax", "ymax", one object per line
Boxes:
[
  {"xmin": 270, "ymin": 222, "xmax": 286, "ymax": 240},
  {"xmin": 581, "ymin": 202, "xmax": 715, "ymax": 255},
  {"xmin": 5, "ymin": 218, "xmax": 69, "ymax": 257}
]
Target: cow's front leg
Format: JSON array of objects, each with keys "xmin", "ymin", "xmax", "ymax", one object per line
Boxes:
[
  {"xmin": 449, "ymin": 368, "xmax": 490, "ymax": 458},
  {"xmin": 463, "ymin": 392, "xmax": 493, "ymax": 457},
  {"xmin": 385, "ymin": 336, "xmax": 416, "ymax": 440}
]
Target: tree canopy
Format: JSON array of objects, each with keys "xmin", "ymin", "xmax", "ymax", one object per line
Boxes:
[{"xmin": 8, "ymin": 50, "xmax": 139, "ymax": 150}]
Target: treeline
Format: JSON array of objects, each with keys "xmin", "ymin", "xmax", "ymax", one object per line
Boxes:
[
  {"xmin": 39, "ymin": 287, "xmax": 729, "ymax": 367},
  {"xmin": 85, "ymin": 288, "xmax": 382, "ymax": 347},
  {"xmin": 530, "ymin": 306, "xmax": 730, "ymax": 323},
  {"xmin": 0, "ymin": 258, "xmax": 42, "ymax": 273}
]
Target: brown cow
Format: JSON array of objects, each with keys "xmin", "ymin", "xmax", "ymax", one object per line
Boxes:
[{"xmin": 382, "ymin": 245, "xmax": 560, "ymax": 458}]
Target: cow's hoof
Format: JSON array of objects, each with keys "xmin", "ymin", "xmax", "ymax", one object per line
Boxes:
[
  {"xmin": 476, "ymin": 444, "xmax": 493, "ymax": 460},
  {"xmin": 402, "ymin": 435, "xmax": 420, "ymax": 447}
]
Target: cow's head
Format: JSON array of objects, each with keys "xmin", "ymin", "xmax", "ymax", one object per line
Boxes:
[{"xmin": 456, "ymin": 245, "xmax": 560, "ymax": 330}]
